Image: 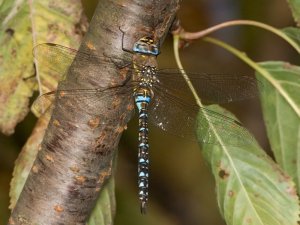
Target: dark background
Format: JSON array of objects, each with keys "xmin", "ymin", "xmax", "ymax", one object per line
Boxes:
[{"xmin": 0, "ymin": 0, "xmax": 296, "ymax": 224}]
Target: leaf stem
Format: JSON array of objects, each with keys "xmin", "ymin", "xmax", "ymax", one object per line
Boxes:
[
  {"xmin": 178, "ymin": 20, "xmax": 300, "ymax": 54},
  {"xmin": 173, "ymin": 35, "xmax": 203, "ymax": 107}
]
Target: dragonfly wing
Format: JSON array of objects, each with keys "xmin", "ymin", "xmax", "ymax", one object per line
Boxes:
[
  {"xmin": 149, "ymin": 85, "xmax": 256, "ymax": 146},
  {"xmin": 149, "ymin": 86, "xmax": 197, "ymax": 140},
  {"xmin": 157, "ymin": 70, "xmax": 262, "ymax": 104},
  {"xmin": 33, "ymin": 43, "xmax": 132, "ymax": 87},
  {"xmin": 33, "ymin": 43, "xmax": 77, "ymax": 76},
  {"xmin": 196, "ymin": 107, "xmax": 256, "ymax": 147},
  {"xmin": 32, "ymin": 83, "xmax": 135, "ymax": 119},
  {"xmin": 31, "ymin": 91, "xmax": 56, "ymax": 118}
]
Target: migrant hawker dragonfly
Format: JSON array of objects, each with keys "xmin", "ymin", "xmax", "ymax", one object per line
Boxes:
[{"xmin": 32, "ymin": 37, "xmax": 261, "ymax": 213}]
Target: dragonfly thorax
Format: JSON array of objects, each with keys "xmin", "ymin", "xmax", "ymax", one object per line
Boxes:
[{"xmin": 137, "ymin": 65, "xmax": 158, "ymax": 88}]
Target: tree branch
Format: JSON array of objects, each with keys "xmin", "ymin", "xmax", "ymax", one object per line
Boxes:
[{"xmin": 8, "ymin": 0, "xmax": 179, "ymax": 224}]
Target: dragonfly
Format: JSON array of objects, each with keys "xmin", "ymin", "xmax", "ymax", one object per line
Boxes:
[{"xmin": 32, "ymin": 37, "xmax": 261, "ymax": 214}]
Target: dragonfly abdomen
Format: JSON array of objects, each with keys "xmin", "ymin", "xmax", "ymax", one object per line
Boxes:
[{"xmin": 134, "ymin": 88, "xmax": 152, "ymax": 213}]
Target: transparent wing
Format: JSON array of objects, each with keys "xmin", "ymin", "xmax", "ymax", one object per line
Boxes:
[
  {"xmin": 149, "ymin": 85, "xmax": 256, "ymax": 146},
  {"xmin": 33, "ymin": 43, "xmax": 77, "ymax": 76},
  {"xmin": 33, "ymin": 43, "xmax": 130, "ymax": 70},
  {"xmin": 196, "ymin": 107, "xmax": 256, "ymax": 146},
  {"xmin": 157, "ymin": 69, "xmax": 262, "ymax": 104},
  {"xmin": 32, "ymin": 83, "xmax": 135, "ymax": 118},
  {"xmin": 32, "ymin": 43, "xmax": 135, "ymax": 117},
  {"xmin": 31, "ymin": 91, "xmax": 56, "ymax": 118},
  {"xmin": 33, "ymin": 43, "xmax": 131, "ymax": 81}
]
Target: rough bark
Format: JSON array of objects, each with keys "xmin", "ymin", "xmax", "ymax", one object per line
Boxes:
[{"xmin": 9, "ymin": 0, "xmax": 179, "ymax": 224}]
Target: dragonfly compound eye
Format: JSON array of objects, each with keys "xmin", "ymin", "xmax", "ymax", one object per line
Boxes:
[{"xmin": 133, "ymin": 37, "xmax": 159, "ymax": 56}]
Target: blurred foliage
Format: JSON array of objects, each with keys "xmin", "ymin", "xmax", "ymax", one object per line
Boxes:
[
  {"xmin": 0, "ymin": 0, "xmax": 86, "ymax": 135},
  {"xmin": 87, "ymin": 176, "xmax": 116, "ymax": 225},
  {"xmin": 286, "ymin": 0, "xmax": 300, "ymax": 26},
  {"xmin": 0, "ymin": 0, "xmax": 36, "ymax": 135},
  {"xmin": 0, "ymin": 0, "xmax": 86, "ymax": 223},
  {"xmin": 0, "ymin": 0, "xmax": 299, "ymax": 225}
]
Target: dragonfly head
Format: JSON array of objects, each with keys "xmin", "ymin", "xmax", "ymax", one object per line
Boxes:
[{"xmin": 133, "ymin": 36, "xmax": 160, "ymax": 56}]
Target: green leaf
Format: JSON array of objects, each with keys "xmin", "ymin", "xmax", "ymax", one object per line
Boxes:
[
  {"xmin": 197, "ymin": 105, "xmax": 300, "ymax": 225},
  {"xmin": 286, "ymin": 0, "xmax": 300, "ymax": 26},
  {"xmin": 282, "ymin": 27, "xmax": 300, "ymax": 48},
  {"xmin": 0, "ymin": 0, "xmax": 86, "ymax": 135},
  {"xmin": 87, "ymin": 177, "xmax": 116, "ymax": 225},
  {"xmin": 256, "ymin": 61, "xmax": 300, "ymax": 191}
]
